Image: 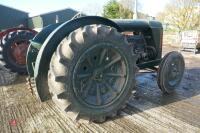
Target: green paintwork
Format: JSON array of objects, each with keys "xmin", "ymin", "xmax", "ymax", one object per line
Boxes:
[{"xmin": 26, "ymin": 23, "xmax": 62, "ymax": 77}]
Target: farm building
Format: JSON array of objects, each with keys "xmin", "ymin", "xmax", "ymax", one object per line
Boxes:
[
  {"xmin": 28, "ymin": 8, "xmax": 79, "ymax": 30},
  {"xmin": 0, "ymin": 4, "xmax": 28, "ymax": 30},
  {"xmin": 0, "ymin": 5, "xmax": 80, "ymax": 31}
]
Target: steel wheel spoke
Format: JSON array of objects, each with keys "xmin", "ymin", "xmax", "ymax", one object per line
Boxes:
[
  {"xmin": 77, "ymin": 73, "xmax": 92, "ymax": 79},
  {"xmin": 104, "ymin": 55, "xmax": 121, "ymax": 70},
  {"xmin": 86, "ymin": 56, "xmax": 93, "ymax": 67},
  {"xmin": 83, "ymin": 79, "xmax": 93, "ymax": 98},
  {"xmin": 102, "ymin": 79, "xmax": 117, "ymax": 95},
  {"xmin": 99, "ymin": 49, "xmax": 107, "ymax": 65},
  {"xmin": 96, "ymin": 84, "xmax": 102, "ymax": 105},
  {"xmin": 105, "ymin": 73, "xmax": 126, "ymax": 78}
]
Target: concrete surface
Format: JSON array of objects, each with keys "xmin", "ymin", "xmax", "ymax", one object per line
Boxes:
[{"xmin": 0, "ymin": 44, "xmax": 200, "ymax": 133}]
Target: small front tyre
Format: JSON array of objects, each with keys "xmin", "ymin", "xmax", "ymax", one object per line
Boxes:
[{"xmin": 157, "ymin": 51, "xmax": 185, "ymax": 94}]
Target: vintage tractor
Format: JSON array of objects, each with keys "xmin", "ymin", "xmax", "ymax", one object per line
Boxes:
[
  {"xmin": 26, "ymin": 16, "xmax": 185, "ymax": 122},
  {"xmin": 0, "ymin": 27, "xmax": 37, "ymax": 74}
]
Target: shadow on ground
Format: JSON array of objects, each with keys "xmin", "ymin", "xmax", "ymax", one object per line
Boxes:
[{"xmin": 106, "ymin": 67, "xmax": 200, "ymax": 127}]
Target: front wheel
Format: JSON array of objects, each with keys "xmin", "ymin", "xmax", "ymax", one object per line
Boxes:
[
  {"xmin": 48, "ymin": 25, "xmax": 137, "ymax": 122},
  {"xmin": 157, "ymin": 51, "xmax": 185, "ymax": 94}
]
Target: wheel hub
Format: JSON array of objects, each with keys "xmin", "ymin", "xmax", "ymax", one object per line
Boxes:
[
  {"xmin": 171, "ymin": 63, "xmax": 179, "ymax": 78},
  {"xmin": 168, "ymin": 60, "xmax": 181, "ymax": 86},
  {"xmin": 92, "ymin": 68, "xmax": 104, "ymax": 81},
  {"xmin": 73, "ymin": 44, "xmax": 128, "ymax": 107}
]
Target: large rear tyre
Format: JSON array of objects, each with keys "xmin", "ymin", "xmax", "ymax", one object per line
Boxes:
[
  {"xmin": 0, "ymin": 30, "xmax": 35, "ymax": 74},
  {"xmin": 157, "ymin": 51, "xmax": 185, "ymax": 94},
  {"xmin": 48, "ymin": 25, "xmax": 137, "ymax": 122}
]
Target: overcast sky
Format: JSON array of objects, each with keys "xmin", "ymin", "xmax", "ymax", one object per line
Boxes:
[{"xmin": 0, "ymin": 0, "xmax": 169, "ymax": 17}]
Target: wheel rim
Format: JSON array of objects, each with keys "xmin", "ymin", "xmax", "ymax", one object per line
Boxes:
[
  {"xmin": 73, "ymin": 43, "xmax": 128, "ymax": 107},
  {"xmin": 10, "ymin": 40, "xmax": 29, "ymax": 66},
  {"xmin": 167, "ymin": 58, "xmax": 182, "ymax": 86}
]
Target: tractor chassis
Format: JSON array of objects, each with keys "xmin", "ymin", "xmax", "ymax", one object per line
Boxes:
[{"xmin": 27, "ymin": 16, "xmax": 164, "ymax": 102}]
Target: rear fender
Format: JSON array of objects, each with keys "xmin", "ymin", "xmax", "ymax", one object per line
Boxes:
[{"xmin": 26, "ymin": 23, "xmax": 62, "ymax": 77}]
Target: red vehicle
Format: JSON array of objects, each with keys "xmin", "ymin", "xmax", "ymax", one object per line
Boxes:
[{"xmin": 0, "ymin": 27, "xmax": 37, "ymax": 74}]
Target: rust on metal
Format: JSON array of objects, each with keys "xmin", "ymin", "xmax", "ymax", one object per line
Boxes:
[{"xmin": 10, "ymin": 41, "xmax": 29, "ymax": 65}]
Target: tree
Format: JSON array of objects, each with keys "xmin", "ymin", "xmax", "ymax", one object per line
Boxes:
[
  {"xmin": 103, "ymin": 0, "xmax": 121, "ymax": 18},
  {"xmin": 103, "ymin": 0, "xmax": 133, "ymax": 19},
  {"xmin": 120, "ymin": 0, "xmax": 134, "ymax": 11},
  {"xmin": 119, "ymin": 0, "xmax": 142, "ymax": 13},
  {"xmin": 157, "ymin": 0, "xmax": 200, "ymax": 33}
]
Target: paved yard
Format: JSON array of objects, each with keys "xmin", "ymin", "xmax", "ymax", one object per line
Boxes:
[{"xmin": 0, "ymin": 45, "xmax": 200, "ymax": 133}]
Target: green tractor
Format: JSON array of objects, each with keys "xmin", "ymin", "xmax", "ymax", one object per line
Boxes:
[{"xmin": 26, "ymin": 16, "xmax": 185, "ymax": 122}]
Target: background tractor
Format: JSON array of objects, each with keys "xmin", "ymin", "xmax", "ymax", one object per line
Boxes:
[
  {"xmin": 26, "ymin": 16, "xmax": 185, "ymax": 122},
  {"xmin": 0, "ymin": 27, "xmax": 37, "ymax": 74}
]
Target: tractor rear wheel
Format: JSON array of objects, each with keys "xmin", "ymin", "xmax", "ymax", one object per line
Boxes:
[
  {"xmin": 157, "ymin": 51, "xmax": 185, "ymax": 94},
  {"xmin": 0, "ymin": 30, "xmax": 35, "ymax": 74},
  {"xmin": 48, "ymin": 25, "xmax": 137, "ymax": 122}
]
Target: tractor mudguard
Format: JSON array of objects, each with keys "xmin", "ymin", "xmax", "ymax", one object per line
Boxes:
[
  {"xmin": 33, "ymin": 16, "xmax": 121, "ymax": 101},
  {"xmin": 27, "ymin": 23, "xmax": 62, "ymax": 77}
]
